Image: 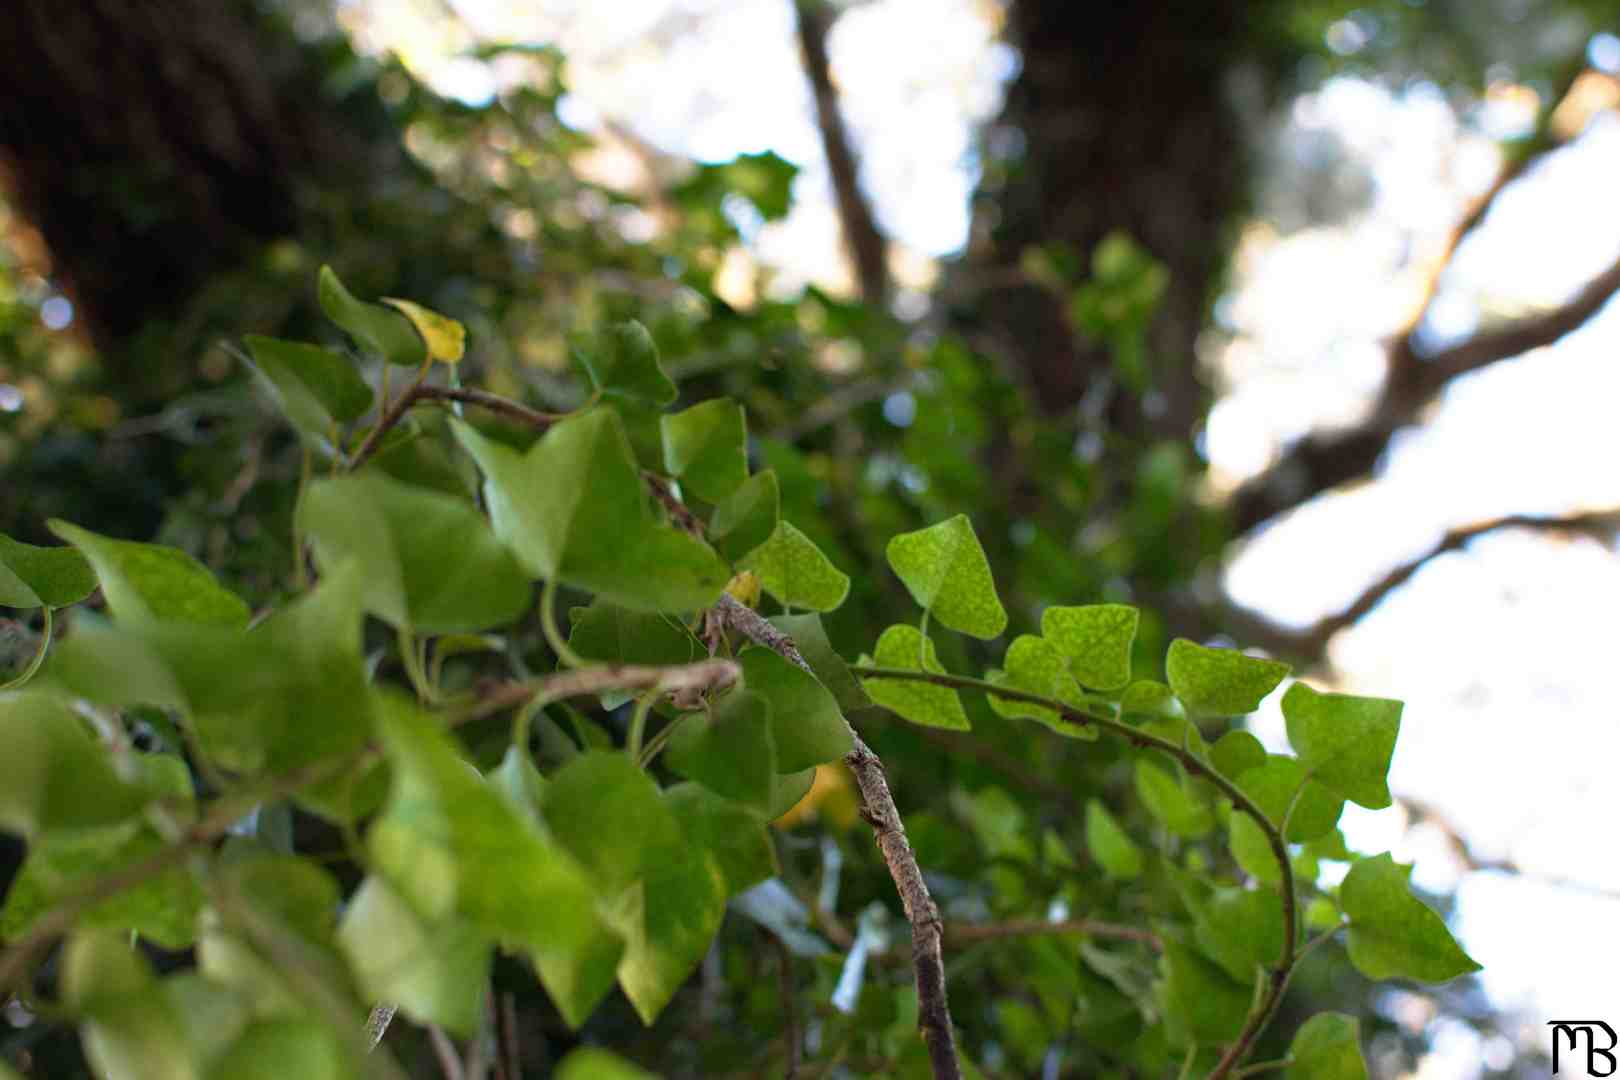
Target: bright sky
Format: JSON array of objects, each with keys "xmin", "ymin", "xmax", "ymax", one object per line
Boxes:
[{"xmin": 345, "ymin": 2, "xmax": 1620, "ymax": 1072}]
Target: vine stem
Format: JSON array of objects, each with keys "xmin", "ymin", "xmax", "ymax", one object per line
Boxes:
[
  {"xmin": 0, "ymin": 606, "xmax": 52, "ymax": 691},
  {"xmin": 851, "ymin": 664, "xmax": 1298, "ymax": 1080},
  {"xmin": 347, "ymin": 383, "xmax": 563, "ymax": 471}
]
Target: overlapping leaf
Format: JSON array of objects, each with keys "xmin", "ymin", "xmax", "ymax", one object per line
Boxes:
[
  {"xmin": 381, "ymin": 297, "xmax": 466, "ymax": 363},
  {"xmin": 571, "ymin": 321, "xmax": 677, "ymax": 405},
  {"xmin": 986, "ymin": 635, "xmax": 1096, "ymax": 739},
  {"xmin": 859, "ymin": 624, "xmax": 969, "ymax": 731},
  {"xmin": 737, "ymin": 520, "xmax": 849, "ymax": 612},
  {"xmin": 1283, "ymin": 682, "xmax": 1401, "ymax": 810},
  {"xmin": 1041, "ymin": 604, "xmax": 1137, "ymax": 690},
  {"xmin": 710, "ymin": 469, "xmax": 780, "ymax": 561},
  {"xmin": 0, "ymin": 532, "xmax": 97, "ymax": 609},
  {"xmin": 243, "ymin": 335, "xmax": 373, "ymax": 452},
  {"xmin": 50, "ymin": 521, "xmax": 250, "ymax": 628},
  {"xmin": 318, "ymin": 265, "xmax": 426, "ymax": 366},
  {"xmin": 737, "ymin": 645, "xmax": 852, "ymax": 770},
  {"xmin": 661, "ymin": 398, "xmax": 747, "ymax": 503}
]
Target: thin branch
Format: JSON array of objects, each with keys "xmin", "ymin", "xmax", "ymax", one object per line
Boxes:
[
  {"xmin": 348, "ymin": 383, "xmax": 562, "ymax": 469},
  {"xmin": 851, "ymin": 664, "xmax": 1296, "ymax": 1080},
  {"xmin": 429, "ymin": 1024, "xmax": 467, "ymax": 1080},
  {"xmin": 794, "ymin": 0, "xmax": 888, "ymax": 307},
  {"xmin": 715, "ymin": 594, "xmax": 962, "ymax": 1080},
  {"xmin": 466, "ymin": 658, "xmax": 741, "ymax": 723},
  {"xmin": 944, "ymin": 918, "xmax": 1161, "ymax": 951}
]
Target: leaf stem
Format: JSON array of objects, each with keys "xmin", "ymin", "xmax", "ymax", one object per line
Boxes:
[
  {"xmin": 0, "ymin": 606, "xmax": 51, "ymax": 691},
  {"xmin": 626, "ymin": 690, "xmax": 656, "ymax": 762},
  {"xmin": 540, "ymin": 577, "xmax": 586, "ymax": 669}
]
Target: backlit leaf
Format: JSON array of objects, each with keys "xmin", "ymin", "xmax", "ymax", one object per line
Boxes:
[
  {"xmin": 1282, "ymin": 682, "xmax": 1401, "ymax": 810},
  {"xmin": 0, "ymin": 693, "xmax": 160, "ymax": 837},
  {"xmin": 885, "ymin": 514, "xmax": 1007, "ymax": 639},
  {"xmin": 1134, "ymin": 759, "xmax": 1213, "ymax": 838},
  {"xmin": 1288, "ymin": 1013, "xmax": 1368, "ymax": 1080},
  {"xmin": 1165, "ymin": 639, "xmax": 1288, "ymax": 716},
  {"xmin": 1192, "ymin": 886, "xmax": 1284, "ymax": 984},
  {"xmin": 1041, "ymin": 604, "xmax": 1137, "ymax": 690},
  {"xmin": 1159, "ymin": 943, "xmax": 1249, "ymax": 1046},
  {"xmin": 859, "ymin": 624, "xmax": 969, "ymax": 731},
  {"xmin": 986, "ymin": 635, "xmax": 1096, "ymax": 740},
  {"xmin": 1234, "ymin": 754, "xmax": 1344, "ymax": 842},
  {"xmin": 1341, "ymin": 854, "xmax": 1480, "ymax": 982},
  {"xmin": 737, "ymin": 521, "xmax": 849, "ymax": 612},
  {"xmin": 382, "ymin": 297, "xmax": 466, "ymax": 363}
]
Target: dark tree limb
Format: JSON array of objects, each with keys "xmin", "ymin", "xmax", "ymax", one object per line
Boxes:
[{"xmin": 794, "ymin": 0, "xmax": 889, "ymax": 307}]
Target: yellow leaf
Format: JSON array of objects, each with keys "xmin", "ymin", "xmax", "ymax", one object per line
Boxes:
[{"xmin": 382, "ymin": 298, "xmax": 466, "ymax": 364}]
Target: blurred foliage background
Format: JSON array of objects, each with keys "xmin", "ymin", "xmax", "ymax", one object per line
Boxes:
[{"xmin": 3, "ymin": 0, "xmax": 1619, "ymax": 1075}]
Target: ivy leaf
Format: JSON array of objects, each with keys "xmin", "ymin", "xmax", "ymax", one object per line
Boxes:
[
  {"xmin": 1041, "ymin": 604, "xmax": 1138, "ymax": 690},
  {"xmin": 885, "ymin": 514, "xmax": 1007, "ymax": 639},
  {"xmin": 737, "ymin": 521, "xmax": 850, "ymax": 612},
  {"xmin": 542, "ymin": 752, "xmax": 727, "ymax": 1024},
  {"xmin": 859, "ymin": 624, "xmax": 969, "ymax": 731},
  {"xmin": 556, "ymin": 1048, "xmax": 659, "ymax": 1080},
  {"xmin": 664, "ymin": 783, "xmax": 776, "ymax": 895},
  {"xmin": 1192, "ymin": 886, "xmax": 1284, "ymax": 984},
  {"xmin": 0, "ymin": 532, "xmax": 97, "ymax": 609},
  {"xmin": 382, "ymin": 297, "xmax": 466, "ymax": 363},
  {"xmin": 1085, "ymin": 799, "xmax": 1142, "ymax": 879},
  {"xmin": 986, "ymin": 635, "xmax": 1096, "ymax": 740},
  {"xmin": 300, "ymin": 471, "xmax": 531, "ymax": 634},
  {"xmin": 1211, "ymin": 730, "xmax": 1267, "ymax": 779},
  {"xmin": 317, "ymin": 265, "xmax": 426, "ymax": 366},
  {"xmin": 568, "ymin": 603, "xmax": 703, "ymax": 667},
  {"xmin": 1134, "ymin": 759, "xmax": 1213, "ymax": 838},
  {"xmin": 737, "ymin": 646, "xmax": 853, "ymax": 771},
  {"xmin": 664, "ymin": 691, "xmax": 778, "ymax": 815},
  {"xmin": 1164, "ymin": 639, "xmax": 1288, "ymax": 716},
  {"xmin": 63, "ymin": 930, "xmax": 196, "ymax": 1080},
  {"xmin": 1234, "ymin": 754, "xmax": 1344, "ymax": 843},
  {"xmin": 1341, "ymin": 854, "xmax": 1481, "ymax": 982},
  {"xmin": 204, "ymin": 1020, "xmax": 347, "ymax": 1080},
  {"xmin": 243, "ymin": 335, "xmax": 373, "ymax": 452},
  {"xmin": 661, "ymin": 398, "xmax": 748, "ymax": 503},
  {"xmin": 49, "ymin": 521, "xmax": 249, "ymax": 629},
  {"xmin": 768, "ymin": 612, "xmax": 871, "ymax": 713},
  {"xmin": 710, "ymin": 469, "xmax": 780, "ymax": 562},
  {"xmin": 337, "ymin": 876, "xmax": 491, "ymax": 1036},
  {"xmin": 1282, "ymin": 682, "xmax": 1402, "ymax": 810},
  {"xmin": 0, "ymin": 694, "xmax": 163, "ymax": 837},
  {"xmin": 571, "ymin": 321, "xmax": 677, "ymax": 406},
  {"xmin": 1288, "ymin": 1013, "xmax": 1368, "ymax": 1080},
  {"xmin": 1159, "ymin": 943, "xmax": 1250, "ymax": 1046},
  {"xmin": 1119, "ymin": 679, "xmax": 1184, "ymax": 724},
  {"xmin": 453, "ymin": 410, "xmax": 729, "ymax": 612}
]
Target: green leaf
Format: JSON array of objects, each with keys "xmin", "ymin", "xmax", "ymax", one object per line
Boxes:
[
  {"xmin": 672, "ymin": 150, "xmax": 799, "ymax": 221},
  {"xmin": 317, "ymin": 265, "xmax": 426, "ymax": 366},
  {"xmin": 1164, "ymin": 639, "xmax": 1288, "ymax": 716},
  {"xmin": 710, "ymin": 469, "xmax": 780, "ymax": 562},
  {"xmin": 661, "ymin": 398, "xmax": 748, "ymax": 503},
  {"xmin": 1159, "ymin": 943, "xmax": 1250, "ymax": 1046},
  {"xmin": 542, "ymin": 752, "xmax": 727, "ymax": 1024},
  {"xmin": 206, "ymin": 1019, "xmax": 349, "ymax": 1080},
  {"xmin": 1211, "ymin": 730, "xmax": 1267, "ymax": 779},
  {"xmin": 986, "ymin": 635, "xmax": 1096, "ymax": 740},
  {"xmin": 571, "ymin": 321, "xmax": 677, "ymax": 405},
  {"xmin": 1229, "ymin": 813, "xmax": 1283, "ymax": 887},
  {"xmin": 453, "ymin": 410, "xmax": 729, "ymax": 612},
  {"xmin": 1192, "ymin": 886, "xmax": 1284, "ymax": 984},
  {"xmin": 243, "ymin": 335, "xmax": 373, "ymax": 452},
  {"xmin": 859, "ymin": 624, "xmax": 969, "ymax": 731},
  {"xmin": 738, "ymin": 646, "xmax": 853, "ymax": 770},
  {"xmin": 568, "ymin": 603, "xmax": 703, "ymax": 667},
  {"xmin": 885, "ymin": 514, "xmax": 1007, "ymax": 639},
  {"xmin": 1288, "ymin": 1013, "xmax": 1368, "ymax": 1080},
  {"xmin": 1119, "ymin": 679, "xmax": 1184, "ymax": 724},
  {"xmin": 664, "ymin": 691, "xmax": 777, "ymax": 814},
  {"xmin": 1041, "ymin": 604, "xmax": 1137, "ymax": 690},
  {"xmin": 49, "ymin": 521, "xmax": 250, "ymax": 628},
  {"xmin": 556, "ymin": 1048, "xmax": 660, "ymax": 1080},
  {"xmin": 767, "ymin": 612, "xmax": 871, "ymax": 713},
  {"xmin": 300, "ymin": 470, "xmax": 531, "ymax": 634},
  {"xmin": 381, "ymin": 297, "xmax": 466, "ymax": 363},
  {"xmin": 1134, "ymin": 759, "xmax": 1213, "ymax": 838},
  {"xmin": 0, "ymin": 532, "xmax": 97, "ymax": 609},
  {"xmin": 63, "ymin": 930, "xmax": 196, "ymax": 1080},
  {"xmin": 1282, "ymin": 682, "xmax": 1402, "ymax": 810},
  {"xmin": 338, "ymin": 875, "xmax": 491, "ymax": 1036},
  {"xmin": 664, "ymin": 783, "xmax": 776, "ymax": 895},
  {"xmin": 1235, "ymin": 754, "xmax": 1344, "ymax": 842},
  {"xmin": 737, "ymin": 520, "xmax": 850, "ymax": 612},
  {"xmin": 1085, "ymin": 799, "xmax": 1142, "ymax": 879},
  {"xmin": 0, "ymin": 694, "xmax": 160, "ymax": 837},
  {"xmin": 1341, "ymin": 854, "xmax": 1481, "ymax": 982}
]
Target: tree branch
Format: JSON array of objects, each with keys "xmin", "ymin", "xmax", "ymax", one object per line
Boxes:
[
  {"xmin": 714, "ymin": 594, "xmax": 961, "ymax": 1080},
  {"xmin": 795, "ymin": 0, "xmax": 888, "ymax": 307}
]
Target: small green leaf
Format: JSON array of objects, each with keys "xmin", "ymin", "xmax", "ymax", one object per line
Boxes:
[
  {"xmin": 1341, "ymin": 854, "xmax": 1481, "ymax": 982},
  {"xmin": 1229, "ymin": 814, "xmax": 1283, "ymax": 886},
  {"xmin": 737, "ymin": 521, "xmax": 850, "ymax": 612},
  {"xmin": 885, "ymin": 514, "xmax": 1007, "ymax": 639},
  {"xmin": 860, "ymin": 624, "xmax": 969, "ymax": 731},
  {"xmin": 63, "ymin": 930, "xmax": 196, "ymax": 1080},
  {"xmin": 49, "ymin": 521, "xmax": 249, "ymax": 629},
  {"xmin": 1192, "ymin": 886, "xmax": 1284, "ymax": 984},
  {"xmin": 710, "ymin": 469, "xmax": 780, "ymax": 562},
  {"xmin": 1288, "ymin": 1013, "xmax": 1368, "ymax": 1080},
  {"xmin": 738, "ymin": 646, "xmax": 853, "ymax": 771},
  {"xmin": 767, "ymin": 612, "xmax": 871, "ymax": 713},
  {"xmin": 453, "ymin": 410, "xmax": 729, "ymax": 612},
  {"xmin": 243, "ymin": 335, "xmax": 373, "ymax": 452},
  {"xmin": 1235, "ymin": 754, "xmax": 1344, "ymax": 842},
  {"xmin": 986, "ymin": 635, "xmax": 1096, "ymax": 740},
  {"xmin": 0, "ymin": 532, "xmax": 97, "ymax": 609},
  {"xmin": 1211, "ymin": 730, "xmax": 1267, "ymax": 779},
  {"xmin": 665, "ymin": 691, "xmax": 777, "ymax": 814},
  {"xmin": 1118, "ymin": 679, "xmax": 1184, "ymax": 723},
  {"xmin": 382, "ymin": 297, "xmax": 466, "ymax": 363},
  {"xmin": 1159, "ymin": 943, "xmax": 1250, "ymax": 1046},
  {"xmin": 556, "ymin": 1048, "xmax": 659, "ymax": 1080},
  {"xmin": 1165, "ymin": 639, "xmax": 1288, "ymax": 716},
  {"xmin": 317, "ymin": 265, "xmax": 426, "ymax": 366},
  {"xmin": 572, "ymin": 321, "xmax": 677, "ymax": 405},
  {"xmin": 1134, "ymin": 759, "xmax": 1213, "ymax": 838},
  {"xmin": 1282, "ymin": 682, "xmax": 1402, "ymax": 810},
  {"xmin": 661, "ymin": 398, "xmax": 748, "ymax": 502},
  {"xmin": 1041, "ymin": 604, "xmax": 1137, "ymax": 690},
  {"xmin": 301, "ymin": 470, "xmax": 531, "ymax": 634},
  {"xmin": 1085, "ymin": 799, "xmax": 1142, "ymax": 879}
]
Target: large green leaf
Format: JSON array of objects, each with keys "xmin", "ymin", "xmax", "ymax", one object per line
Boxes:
[
  {"xmin": 0, "ymin": 693, "xmax": 161, "ymax": 837},
  {"xmin": 243, "ymin": 335, "xmax": 373, "ymax": 452},
  {"xmin": 986, "ymin": 634, "xmax": 1095, "ymax": 740},
  {"xmin": 542, "ymin": 752, "xmax": 727, "ymax": 1024},
  {"xmin": 300, "ymin": 470, "xmax": 531, "ymax": 634},
  {"xmin": 1341, "ymin": 855, "xmax": 1480, "ymax": 982},
  {"xmin": 710, "ymin": 469, "xmax": 780, "ymax": 562},
  {"xmin": 317, "ymin": 265, "xmax": 426, "ymax": 366},
  {"xmin": 1164, "ymin": 639, "xmax": 1288, "ymax": 716},
  {"xmin": 859, "ymin": 624, "xmax": 969, "ymax": 731},
  {"xmin": 1288, "ymin": 1013, "xmax": 1368, "ymax": 1080},
  {"xmin": 49, "ymin": 521, "xmax": 250, "ymax": 629},
  {"xmin": 1282, "ymin": 682, "xmax": 1402, "ymax": 810},
  {"xmin": 737, "ymin": 520, "xmax": 849, "ymax": 612},
  {"xmin": 661, "ymin": 398, "xmax": 748, "ymax": 502},
  {"xmin": 767, "ymin": 612, "xmax": 871, "ymax": 713},
  {"xmin": 0, "ymin": 532, "xmax": 97, "ymax": 609},
  {"xmin": 453, "ymin": 410, "xmax": 729, "ymax": 612},
  {"xmin": 663, "ymin": 783, "xmax": 776, "ymax": 895},
  {"xmin": 571, "ymin": 321, "xmax": 677, "ymax": 405},
  {"xmin": 1041, "ymin": 604, "xmax": 1137, "ymax": 691},
  {"xmin": 737, "ymin": 646, "xmax": 852, "ymax": 770},
  {"xmin": 885, "ymin": 514, "xmax": 1007, "ymax": 639},
  {"xmin": 664, "ymin": 690, "xmax": 777, "ymax": 815}
]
